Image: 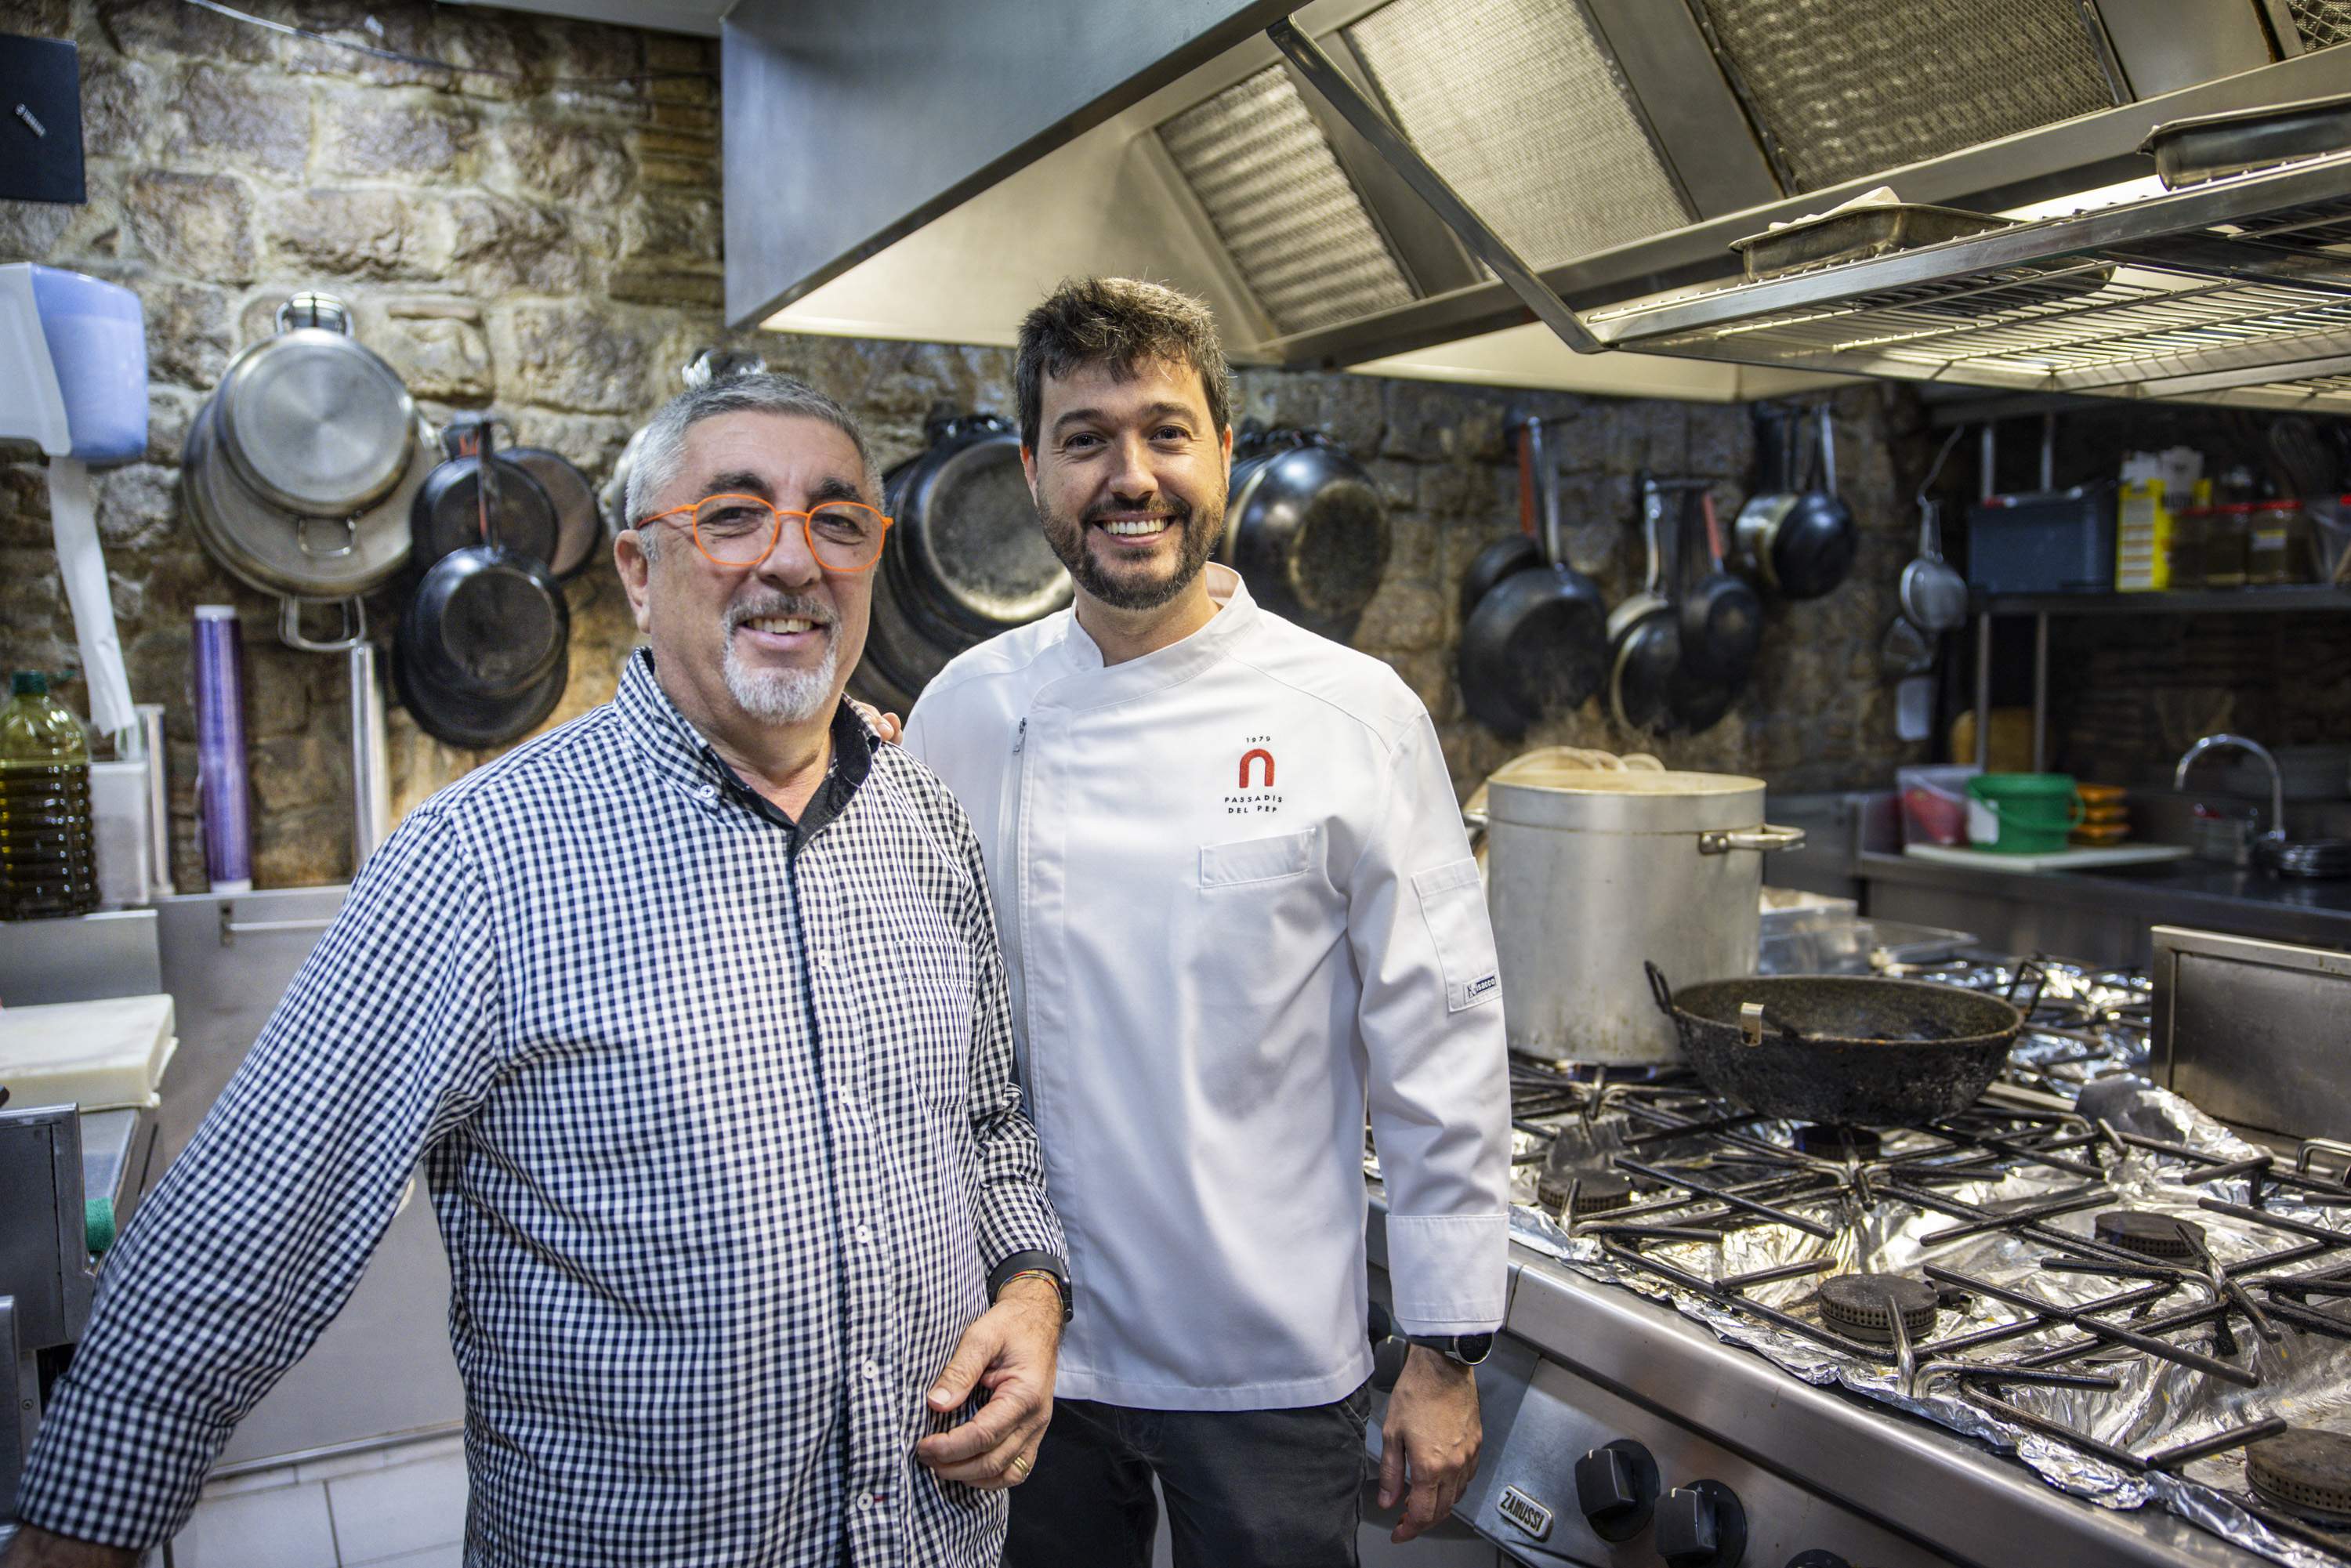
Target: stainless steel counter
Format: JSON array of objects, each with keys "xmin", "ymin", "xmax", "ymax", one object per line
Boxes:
[{"xmin": 1771, "ymin": 792, "xmax": 2351, "ymax": 969}]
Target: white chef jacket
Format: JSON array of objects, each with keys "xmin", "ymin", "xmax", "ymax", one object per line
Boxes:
[{"xmin": 903, "ymin": 564, "xmax": 1511, "ymax": 1410}]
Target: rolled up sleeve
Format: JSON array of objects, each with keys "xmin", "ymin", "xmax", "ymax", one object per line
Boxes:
[
  {"xmin": 1345, "ymin": 714, "xmax": 1511, "ymax": 1336},
  {"xmin": 15, "ymin": 810, "xmax": 505, "ymax": 1549}
]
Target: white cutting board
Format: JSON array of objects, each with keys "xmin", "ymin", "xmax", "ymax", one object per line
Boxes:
[
  {"xmin": 1903, "ymin": 842, "xmax": 2193, "ymax": 874},
  {"xmin": 0, "ymin": 994, "xmax": 177, "ymax": 1110}
]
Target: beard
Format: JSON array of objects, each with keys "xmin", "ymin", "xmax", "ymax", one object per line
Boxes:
[
  {"xmin": 721, "ymin": 591, "xmax": 841, "ymax": 724},
  {"xmin": 1041, "ymin": 487, "xmax": 1224, "ymax": 612}
]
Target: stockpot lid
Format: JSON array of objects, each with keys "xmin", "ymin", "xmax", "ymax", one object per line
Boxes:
[{"xmin": 1487, "ymin": 755, "xmax": 1766, "ymax": 834}]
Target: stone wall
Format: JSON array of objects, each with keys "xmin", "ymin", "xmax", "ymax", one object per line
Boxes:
[{"xmin": 1, "ymin": 0, "xmax": 1934, "ymax": 893}]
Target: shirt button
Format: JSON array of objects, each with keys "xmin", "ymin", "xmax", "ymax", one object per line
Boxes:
[
  {"xmin": 862, "ymin": 1359, "xmax": 882, "ymax": 1381},
  {"xmin": 855, "ymin": 1224, "xmax": 873, "ymax": 1244},
  {"xmin": 697, "ymin": 784, "xmax": 718, "ymax": 803},
  {"xmin": 857, "ymin": 1492, "xmax": 874, "ymax": 1511},
  {"xmin": 813, "ymin": 950, "xmax": 832, "ymax": 971}
]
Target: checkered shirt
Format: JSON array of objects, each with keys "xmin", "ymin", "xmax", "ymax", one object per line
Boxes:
[{"xmin": 16, "ymin": 651, "xmax": 1065, "ymax": 1566}]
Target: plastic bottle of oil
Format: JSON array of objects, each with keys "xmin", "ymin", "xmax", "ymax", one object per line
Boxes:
[{"xmin": 1, "ymin": 671, "xmax": 99, "ymax": 920}]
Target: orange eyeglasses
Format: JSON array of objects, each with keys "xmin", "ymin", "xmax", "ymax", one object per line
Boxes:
[{"xmin": 637, "ymin": 494, "xmax": 893, "ymax": 571}]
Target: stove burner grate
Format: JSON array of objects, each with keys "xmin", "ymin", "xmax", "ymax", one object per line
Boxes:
[
  {"xmin": 1817, "ymin": 1273, "xmax": 1940, "ymax": 1345},
  {"xmin": 1538, "ymin": 1169, "xmax": 1636, "ymax": 1217},
  {"xmin": 2248, "ymin": 1429, "xmax": 2351, "ymax": 1526},
  {"xmin": 1794, "ymin": 1123, "xmax": 1882, "ymax": 1161},
  {"xmin": 2094, "ymin": 1210, "xmax": 2207, "ymax": 1261}
]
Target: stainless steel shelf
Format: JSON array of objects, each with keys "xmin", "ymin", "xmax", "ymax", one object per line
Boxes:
[
  {"xmin": 1584, "ymin": 147, "xmax": 2351, "ymax": 411},
  {"xmin": 1976, "ymin": 585, "xmax": 2351, "ymax": 614}
]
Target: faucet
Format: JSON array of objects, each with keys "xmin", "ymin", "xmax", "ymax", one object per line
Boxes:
[{"xmin": 2174, "ymin": 733, "xmax": 2287, "ymax": 845}]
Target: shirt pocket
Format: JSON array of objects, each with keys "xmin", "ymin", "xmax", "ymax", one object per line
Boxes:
[
  {"xmin": 1199, "ymin": 826, "xmax": 1320, "ymax": 889},
  {"xmin": 1412, "ymin": 856, "xmax": 1501, "ymax": 1012}
]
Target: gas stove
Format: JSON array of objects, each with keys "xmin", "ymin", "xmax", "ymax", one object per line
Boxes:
[{"xmin": 1364, "ymin": 956, "xmax": 2351, "ymax": 1568}]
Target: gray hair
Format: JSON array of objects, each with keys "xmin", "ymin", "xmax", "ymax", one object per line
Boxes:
[{"xmin": 624, "ymin": 373, "xmax": 881, "ymax": 556}]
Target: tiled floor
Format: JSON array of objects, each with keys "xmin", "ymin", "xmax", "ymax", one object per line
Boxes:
[{"xmin": 170, "ymin": 1431, "xmax": 465, "ymax": 1568}]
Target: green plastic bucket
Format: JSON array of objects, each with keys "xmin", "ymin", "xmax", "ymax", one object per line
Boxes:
[{"xmin": 1966, "ymin": 773, "xmax": 2082, "ymax": 854}]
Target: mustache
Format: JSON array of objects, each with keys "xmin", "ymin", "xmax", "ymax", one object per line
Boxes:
[{"xmin": 726, "ymin": 592, "xmax": 835, "ymax": 631}]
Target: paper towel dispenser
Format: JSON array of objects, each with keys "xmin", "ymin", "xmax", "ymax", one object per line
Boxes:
[{"xmin": 0, "ymin": 264, "xmax": 147, "ymax": 462}]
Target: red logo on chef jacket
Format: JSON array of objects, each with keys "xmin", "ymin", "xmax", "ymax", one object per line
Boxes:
[{"xmin": 1223, "ymin": 738, "xmax": 1284, "ymax": 815}]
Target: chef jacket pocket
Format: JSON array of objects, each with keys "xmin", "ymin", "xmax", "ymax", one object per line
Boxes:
[
  {"xmin": 1199, "ymin": 826, "xmax": 1320, "ymax": 889},
  {"xmin": 1413, "ymin": 856, "xmax": 1501, "ymax": 1012}
]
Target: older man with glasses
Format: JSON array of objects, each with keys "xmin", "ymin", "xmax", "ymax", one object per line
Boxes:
[{"xmin": 6, "ymin": 375, "xmax": 1069, "ymax": 1568}]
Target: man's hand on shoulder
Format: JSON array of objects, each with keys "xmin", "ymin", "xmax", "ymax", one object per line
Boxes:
[
  {"xmin": 1, "ymin": 1525, "xmax": 139, "ymax": 1567},
  {"xmin": 846, "ymin": 697, "xmax": 903, "ymax": 746},
  {"xmin": 1378, "ymin": 1345, "xmax": 1483, "ymax": 1544},
  {"xmin": 914, "ymin": 1275, "xmax": 1061, "ymax": 1489}
]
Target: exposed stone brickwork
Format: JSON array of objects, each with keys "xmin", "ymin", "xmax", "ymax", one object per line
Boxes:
[{"xmin": 2, "ymin": 0, "xmax": 1931, "ymax": 893}]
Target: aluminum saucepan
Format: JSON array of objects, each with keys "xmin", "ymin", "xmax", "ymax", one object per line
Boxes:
[{"xmin": 1646, "ymin": 963, "xmax": 2023, "ymax": 1125}]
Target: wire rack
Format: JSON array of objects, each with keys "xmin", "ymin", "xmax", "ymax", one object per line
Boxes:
[{"xmin": 1588, "ymin": 158, "xmax": 2351, "ymax": 411}]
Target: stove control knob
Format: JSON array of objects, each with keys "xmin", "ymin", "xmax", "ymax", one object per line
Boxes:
[
  {"xmin": 1654, "ymin": 1479, "xmax": 1747, "ymax": 1568},
  {"xmin": 1573, "ymin": 1439, "xmax": 1659, "ymax": 1542}
]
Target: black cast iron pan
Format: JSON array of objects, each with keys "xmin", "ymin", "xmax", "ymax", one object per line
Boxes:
[
  {"xmin": 1458, "ymin": 415, "xmax": 1607, "ymax": 737},
  {"xmin": 1223, "ymin": 426, "xmax": 1390, "ymax": 640},
  {"xmin": 1645, "ymin": 962, "xmax": 2023, "ymax": 1125},
  {"xmin": 411, "ymin": 415, "xmax": 560, "ymax": 573},
  {"xmin": 394, "ymin": 545, "xmax": 570, "ymax": 748},
  {"xmin": 1680, "ymin": 491, "xmax": 1762, "ymax": 684},
  {"xmin": 1608, "ymin": 478, "xmax": 1681, "ymax": 732}
]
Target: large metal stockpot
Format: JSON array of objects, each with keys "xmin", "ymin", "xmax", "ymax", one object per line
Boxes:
[{"xmin": 1481, "ymin": 755, "xmax": 1801, "ymax": 1063}]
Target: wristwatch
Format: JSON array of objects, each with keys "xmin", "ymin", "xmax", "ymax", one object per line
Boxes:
[
  {"xmin": 989, "ymin": 1251, "xmax": 1074, "ymax": 1324},
  {"xmin": 1406, "ymin": 1331, "xmax": 1494, "ymax": 1367}
]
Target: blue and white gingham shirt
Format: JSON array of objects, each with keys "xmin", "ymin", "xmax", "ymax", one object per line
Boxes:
[{"xmin": 16, "ymin": 651, "xmax": 1065, "ymax": 1566}]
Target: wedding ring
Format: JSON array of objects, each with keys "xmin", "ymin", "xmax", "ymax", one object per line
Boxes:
[{"xmin": 1009, "ymin": 1454, "xmax": 1031, "ymax": 1479}]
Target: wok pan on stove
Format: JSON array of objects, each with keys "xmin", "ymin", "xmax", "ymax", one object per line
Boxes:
[{"xmin": 1646, "ymin": 965, "xmax": 2023, "ymax": 1125}]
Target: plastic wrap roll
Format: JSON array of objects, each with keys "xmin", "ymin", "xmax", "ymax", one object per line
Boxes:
[{"xmin": 191, "ymin": 605, "xmax": 252, "ymax": 893}]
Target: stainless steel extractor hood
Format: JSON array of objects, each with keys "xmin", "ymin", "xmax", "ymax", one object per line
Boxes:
[{"xmin": 724, "ymin": 0, "xmax": 2351, "ymax": 405}]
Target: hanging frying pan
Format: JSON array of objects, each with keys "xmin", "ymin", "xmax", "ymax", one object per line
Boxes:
[
  {"xmin": 887, "ymin": 410, "xmax": 1070, "ymax": 646},
  {"xmin": 1733, "ymin": 404, "xmax": 1855, "ymax": 601},
  {"xmin": 411, "ymin": 415, "xmax": 559, "ymax": 572},
  {"xmin": 507, "ymin": 446, "xmax": 602, "ymax": 579},
  {"xmin": 1221, "ymin": 427, "xmax": 1390, "ymax": 639},
  {"xmin": 1457, "ymin": 415, "xmax": 1608, "ymax": 737},
  {"xmin": 393, "ymin": 416, "xmax": 571, "ymax": 748},
  {"xmin": 1607, "ymin": 477, "xmax": 1682, "ymax": 733},
  {"xmin": 1679, "ymin": 491, "xmax": 1762, "ymax": 684}
]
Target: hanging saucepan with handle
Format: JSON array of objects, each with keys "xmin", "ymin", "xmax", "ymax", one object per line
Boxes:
[
  {"xmin": 182, "ymin": 292, "xmax": 431, "ymax": 603},
  {"xmin": 1733, "ymin": 404, "xmax": 1855, "ymax": 602},
  {"xmin": 1901, "ymin": 426, "xmax": 1972, "ymax": 636},
  {"xmin": 1221, "ymin": 426, "xmax": 1390, "ymax": 640},
  {"xmin": 1457, "ymin": 414, "xmax": 1608, "ymax": 737},
  {"xmin": 1646, "ymin": 962, "xmax": 2023, "ymax": 1124},
  {"xmin": 393, "ymin": 415, "xmax": 571, "ymax": 748}
]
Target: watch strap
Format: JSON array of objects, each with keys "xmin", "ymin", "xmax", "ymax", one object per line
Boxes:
[{"xmin": 989, "ymin": 1249, "xmax": 1073, "ymax": 1324}]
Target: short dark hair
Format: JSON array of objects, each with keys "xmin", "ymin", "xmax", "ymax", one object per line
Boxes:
[{"xmin": 1015, "ymin": 277, "xmax": 1233, "ymax": 451}]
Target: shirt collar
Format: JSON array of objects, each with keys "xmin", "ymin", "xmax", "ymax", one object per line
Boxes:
[
  {"xmin": 1056, "ymin": 562, "xmax": 1257, "ymax": 686},
  {"xmin": 614, "ymin": 649, "xmax": 874, "ymax": 835}
]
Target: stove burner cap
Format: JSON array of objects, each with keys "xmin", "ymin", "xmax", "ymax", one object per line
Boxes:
[
  {"xmin": 1817, "ymin": 1273, "xmax": 1940, "ymax": 1344},
  {"xmin": 1794, "ymin": 1124, "xmax": 1882, "ymax": 1161},
  {"xmin": 2093, "ymin": 1211, "xmax": 2206, "ymax": 1261},
  {"xmin": 2248, "ymin": 1429, "xmax": 2351, "ymax": 1525},
  {"xmin": 1538, "ymin": 1169, "xmax": 1636, "ymax": 1217}
]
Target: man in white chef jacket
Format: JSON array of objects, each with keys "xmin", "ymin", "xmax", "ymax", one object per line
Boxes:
[{"xmin": 899, "ymin": 277, "xmax": 1512, "ymax": 1565}]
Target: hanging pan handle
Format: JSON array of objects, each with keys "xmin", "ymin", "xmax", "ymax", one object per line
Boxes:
[{"xmin": 1644, "ymin": 960, "xmax": 1677, "ymax": 1019}]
